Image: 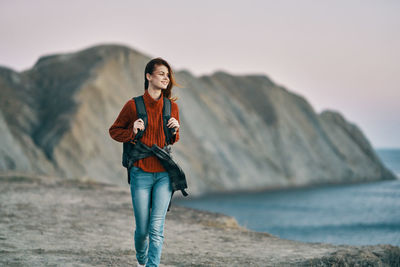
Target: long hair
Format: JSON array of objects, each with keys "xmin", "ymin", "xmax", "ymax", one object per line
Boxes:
[{"xmin": 144, "ymin": 57, "xmax": 180, "ymax": 101}]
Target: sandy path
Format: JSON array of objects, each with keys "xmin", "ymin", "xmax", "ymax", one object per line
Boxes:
[{"xmin": 0, "ymin": 174, "xmax": 398, "ymax": 266}]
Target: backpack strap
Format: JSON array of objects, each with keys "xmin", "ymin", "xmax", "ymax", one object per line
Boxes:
[
  {"xmin": 132, "ymin": 95, "xmax": 173, "ymax": 145},
  {"xmin": 162, "ymin": 97, "xmax": 174, "ymax": 145},
  {"xmin": 132, "ymin": 96, "xmax": 147, "ymax": 142}
]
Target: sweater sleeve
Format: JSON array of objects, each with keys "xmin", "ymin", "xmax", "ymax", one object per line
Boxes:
[
  {"xmin": 109, "ymin": 100, "xmax": 137, "ymax": 143},
  {"xmin": 169, "ymin": 100, "xmax": 180, "ymax": 145}
]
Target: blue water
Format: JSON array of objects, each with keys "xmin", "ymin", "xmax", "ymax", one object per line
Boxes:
[
  {"xmin": 176, "ymin": 148, "xmax": 400, "ymax": 246},
  {"xmin": 376, "ymin": 148, "xmax": 400, "ymax": 178}
]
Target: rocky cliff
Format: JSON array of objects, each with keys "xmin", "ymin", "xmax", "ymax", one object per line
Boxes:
[{"xmin": 0, "ymin": 44, "xmax": 396, "ymax": 195}]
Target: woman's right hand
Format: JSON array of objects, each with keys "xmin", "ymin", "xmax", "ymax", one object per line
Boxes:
[{"xmin": 133, "ymin": 118, "xmax": 145, "ymax": 135}]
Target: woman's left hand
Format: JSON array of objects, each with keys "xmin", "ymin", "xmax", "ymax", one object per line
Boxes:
[{"xmin": 167, "ymin": 117, "xmax": 179, "ymax": 134}]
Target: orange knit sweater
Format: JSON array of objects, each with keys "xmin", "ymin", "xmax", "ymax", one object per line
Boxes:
[{"xmin": 109, "ymin": 89, "xmax": 180, "ymax": 172}]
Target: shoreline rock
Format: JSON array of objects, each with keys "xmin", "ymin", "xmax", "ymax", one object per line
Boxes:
[{"xmin": 0, "ymin": 174, "xmax": 399, "ymax": 266}]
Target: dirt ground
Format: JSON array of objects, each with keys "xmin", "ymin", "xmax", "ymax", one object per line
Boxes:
[{"xmin": 0, "ymin": 173, "xmax": 399, "ymax": 266}]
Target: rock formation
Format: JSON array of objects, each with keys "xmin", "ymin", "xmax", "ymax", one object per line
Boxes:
[{"xmin": 0, "ymin": 44, "xmax": 396, "ymax": 196}]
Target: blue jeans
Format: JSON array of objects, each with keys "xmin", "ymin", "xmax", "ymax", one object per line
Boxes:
[{"xmin": 129, "ymin": 166, "xmax": 172, "ymax": 267}]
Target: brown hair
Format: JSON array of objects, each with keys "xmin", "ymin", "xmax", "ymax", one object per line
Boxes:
[{"xmin": 144, "ymin": 57, "xmax": 180, "ymax": 101}]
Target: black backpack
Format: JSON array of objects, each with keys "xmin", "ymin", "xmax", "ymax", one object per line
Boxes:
[
  {"xmin": 122, "ymin": 95, "xmax": 174, "ymax": 177},
  {"xmin": 122, "ymin": 95, "xmax": 188, "ymax": 211}
]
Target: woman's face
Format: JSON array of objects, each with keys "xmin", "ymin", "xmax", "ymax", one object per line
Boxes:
[{"xmin": 147, "ymin": 64, "xmax": 170, "ymax": 90}]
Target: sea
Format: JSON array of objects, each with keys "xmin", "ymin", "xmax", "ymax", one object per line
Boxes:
[{"xmin": 175, "ymin": 148, "xmax": 400, "ymax": 246}]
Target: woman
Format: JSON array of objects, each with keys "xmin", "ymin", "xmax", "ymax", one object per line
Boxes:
[{"xmin": 109, "ymin": 57, "xmax": 180, "ymax": 267}]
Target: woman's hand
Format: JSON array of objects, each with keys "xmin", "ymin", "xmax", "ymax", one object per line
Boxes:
[
  {"xmin": 133, "ymin": 118, "xmax": 145, "ymax": 135},
  {"xmin": 167, "ymin": 117, "xmax": 179, "ymax": 134}
]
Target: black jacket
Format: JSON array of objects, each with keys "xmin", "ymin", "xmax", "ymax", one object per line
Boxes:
[{"xmin": 125, "ymin": 140, "xmax": 188, "ymax": 211}]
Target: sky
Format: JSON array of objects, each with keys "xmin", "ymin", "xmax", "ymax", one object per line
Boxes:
[{"xmin": 0, "ymin": 0, "xmax": 399, "ymax": 148}]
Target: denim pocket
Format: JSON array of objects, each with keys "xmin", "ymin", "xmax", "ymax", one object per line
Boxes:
[{"xmin": 132, "ymin": 166, "xmax": 141, "ymax": 172}]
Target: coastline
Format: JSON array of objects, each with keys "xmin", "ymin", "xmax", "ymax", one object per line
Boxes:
[
  {"xmin": 0, "ymin": 174, "xmax": 399, "ymax": 266},
  {"xmin": 182, "ymin": 173, "xmax": 399, "ymax": 200}
]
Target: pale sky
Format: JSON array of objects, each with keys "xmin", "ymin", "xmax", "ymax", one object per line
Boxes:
[{"xmin": 1, "ymin": 0, "xmax": 399, "ymax": 148}]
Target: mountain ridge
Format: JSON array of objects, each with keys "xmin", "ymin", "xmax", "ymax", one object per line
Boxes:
[{"xmin": 0, "ymin": 43, "xmax": 396, "ymax": 195}]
